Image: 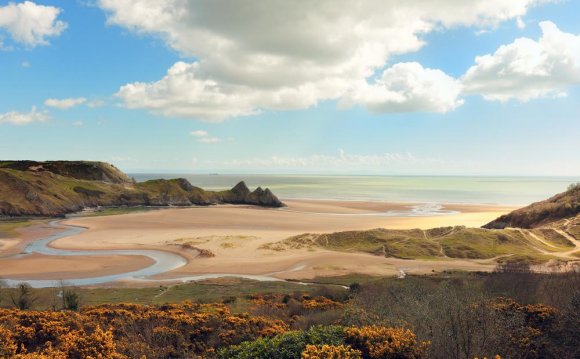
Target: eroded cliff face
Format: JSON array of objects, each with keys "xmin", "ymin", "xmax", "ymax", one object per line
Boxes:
[{"xmin": 0, "ymin": 161, "xmax": 284, "ymax": 217}]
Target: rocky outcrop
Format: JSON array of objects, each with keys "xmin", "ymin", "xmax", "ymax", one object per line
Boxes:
[
  {"xmin": 218, "ymin": 181, "xmax": 284, "ymax": 207},
  {"xmin": 247, "ymin": 187, "xmax": 284, "ymax": 207},
  {"xmin": 231, "ymin": 181, "xmax": 251, "ymax": 197},
  {"xmin": 0, "ymin": 161, "xmax": 285, "ymax": 217},
  {"xmin": 483, "ymin": 183, "xmax": 580, "ymax": 229}
]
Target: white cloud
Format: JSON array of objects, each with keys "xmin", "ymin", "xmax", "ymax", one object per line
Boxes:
[
  {"xmin": 190, "ymin": 130, "xmax": 208, "ymax": 137},
  {"xmin": 516, "ymin": 17, "xmax": 526, "ymax": 29},
  {"xmin": 462, "ymin": 21, "xmax": 580, "ymax": 102},
  {"xmin": 219, "ymin": 149, "xmax": 444, "ymax": 171},
  {"xmin": 99, "ymin": 0, "xmax": 548, "ymax": 121},
  {"xmin": 87, "ymin": 99, "xmax": 105, "ymax": 108},
  {"xmin": 199, "ymin": 137, "xmax": 221, "ymax": 144},
  {"xmin": 340, "ymin": 62, "xmax": 463, "ymax": 113},
  {"xmin": 190, "ymin": 129, "xmax": 222, "ymax": 143},
  {"xmin": 44, "ymin": 97, "xmax": 87, "ymax": 109},
  {"xmin": 0, "ymin": 106, "xmax": 49, "ymax": 125},
  {"xmin": 72, "ymin": 121, "xmax": 83, "ymax": 127},
  {"xmin": 20, "ymin": 61, "xmax": 30, "ymax": 67},
  {"xmin": 0, "ymin": 1, "xmax": 67, "ymax": 47}
]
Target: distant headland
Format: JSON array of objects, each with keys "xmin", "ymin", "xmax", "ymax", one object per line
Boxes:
[{"xmin": 0, "ymin": 160, "xmax": 284, "ymax": 217}]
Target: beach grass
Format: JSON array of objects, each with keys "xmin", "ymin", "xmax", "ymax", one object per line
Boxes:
[
  {"xmin": 298, "ymin": 273, "xmax": 386, "ymax": 286},
  {"xmin": 437, "ymin": 228, "xmax": 537, "ymax": 259},
  {"xmin": 533, "ymin": 229, "xmax": 575, "ymax": 248},
  {"xmin": 265, "ymin": 226, "xmax": 564, "ymax": 265},
  {"xmin": 563, "ymin": 216, "xmax": 580, "ymax": 239},
  {"xmin": 494, "ymin": 254, "xmax": 556, "ymax": 265}
]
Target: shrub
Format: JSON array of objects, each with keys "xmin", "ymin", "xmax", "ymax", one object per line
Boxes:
[
  {"xmin": 217, "ymin": 335, "xmax": 294, "ymax": 359},
  {"xmin": 345, "ymin": 326, "xmax": 429, "ymax": 359},
  {"xmin": 61, "ymin": 288, "xmax": 81, "ymax": 311},
  {"xmin": 219, "ymin": 325, "xmax": 348, "ymax": 359},
  {"xmin": 11, "ymin": 283, "xmax": 36, "ymax": 310},
  {"xmin": 302, "ymin": 344, "xmax": 362, "ymax": 358},
  {"xmin": 0, "ymin": 325, "xmax": 17, "ymax": 357},
  {"xmin": 0, "ymin": 302, "xmax": 288, "ymax": 358},
  {"xmin": 60, "ymin": 326, "xmax": 120, "ymax": 359}
]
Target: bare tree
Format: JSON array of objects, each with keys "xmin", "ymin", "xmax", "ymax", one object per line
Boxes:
[
  {"xmin": 11, "ymin": 283, "xmax": 36, "ymax": 310},
  {"xmin": 346, "ymin": 278, "xmax": 524, "ymax": 359}
]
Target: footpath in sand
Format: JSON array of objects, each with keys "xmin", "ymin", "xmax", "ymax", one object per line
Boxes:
[{"xmin": 0, "ymin": 200, "xmax": 517, "ymax": 283}]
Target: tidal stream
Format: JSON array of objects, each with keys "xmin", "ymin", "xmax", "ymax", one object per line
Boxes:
[{"xmin": 2, "ymin": 221, "xmax": 294, "ymax": 288}]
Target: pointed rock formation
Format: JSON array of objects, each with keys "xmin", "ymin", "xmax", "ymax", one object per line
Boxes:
[
  {"xmin": 222, "ymin": 181, "xmax": 284, "ymax": 207},
  {"xmin": 231, "ymin": 181, "xmax": 251, "ymax": 197}
]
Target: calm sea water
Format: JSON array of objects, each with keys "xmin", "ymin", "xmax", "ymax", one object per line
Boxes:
[{"xmin": 129, "ymin": 174, "xmax": 579, "ymax": 206}]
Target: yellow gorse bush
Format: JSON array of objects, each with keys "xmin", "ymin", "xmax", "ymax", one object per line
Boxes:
[
  {"xmin": 345, "ymin": 326, "xmax": 430, "ymax": 359},
  {"xmin": 0, "ymin": 302, "xmax": 289, "ymax": 358},
  {"xmin": 0, "ymin": 325, "xmax": 18, "ymax": 357},
  {"xmin": 302, "ymin": 344, "xmax": 362, "ymax": 359}
]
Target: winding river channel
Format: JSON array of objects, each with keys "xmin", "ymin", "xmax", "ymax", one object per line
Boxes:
[{"xmin": 2, "ymin": 221, "xmax": 293, "ymax": 288}]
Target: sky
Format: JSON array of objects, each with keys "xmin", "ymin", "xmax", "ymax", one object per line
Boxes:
[{"xmin": 0, "ymin": 0, "xmax": 579, "ymax": 175}]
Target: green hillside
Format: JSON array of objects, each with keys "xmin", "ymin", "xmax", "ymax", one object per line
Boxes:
[
  {"xmin": 0, "ymin": 160, "xmax": 284, "ymax": 217},
  {"xmin": 484, "ymin": 183, "xmax": 580, "ymax": 229}
]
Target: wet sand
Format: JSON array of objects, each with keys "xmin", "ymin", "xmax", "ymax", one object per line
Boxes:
[{"xmin": 0, "ymin": 253, "xmax": 154, "ymax": 280}]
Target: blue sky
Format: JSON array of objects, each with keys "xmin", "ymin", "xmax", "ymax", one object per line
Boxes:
[{"xmin": 0, "ymin": 0, "xmax": 579, "ymax": 175}]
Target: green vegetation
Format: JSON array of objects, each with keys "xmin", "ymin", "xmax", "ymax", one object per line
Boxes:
[
  {"xmin": 263, "ymin": 228, "xmax": 442, "ymax": 259},
  {"xmin": 532, "ymin": 228, "xmax": 575, "ymax": 248},
  {"xmin": 262, "ymin": 222, "xmax": 580, "ymax": 264},
  {"xmin": 0, "ymin": 160, "xmax": 283, "ymax": 217},
  {"xmin": 561, "ymin": 215, "xmax": 580, "ymax": 239},
  {"xmin": 0, "ymin": 279, "xmax": 334, "ymax": 311},
  {"xmin": 73, "ymin": 206, "xmax": 157, "ymax": 217},
  {"xmin": 0, "ymin": 271, "xmax": 579, "ymax": 358},
  {"xmin": 568, "ymin": 225, "xmax": 580, "ymax": 239},
  {"xmin": 218, "ymin": 325, "xmax": 349, "ymax": 358},
  {"xmin": 438, "ymin": 227, "xmax": 548, "ymax": 259},
  {"xmin": 299, "ymin": 274, "xmax": 384, "ymax": 287},
  {"xmin": 0, "ymin": 160, "xmax": 131, "ymax": 184},
  {"xmin": 484, "ymin": 182, "xmax": 580, "ymax": 229},
  {"xmin": 495, "ymin": 253, "xmax": 555, "ymax": 265},
  {"xmin": 323, "ymin": 229, "xmax": 442, "ymax": 259}
]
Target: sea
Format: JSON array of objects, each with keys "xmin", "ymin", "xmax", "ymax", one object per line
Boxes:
[{"xmin": 129, "ymin": 174, "xmax": 579, "ymax": 206}]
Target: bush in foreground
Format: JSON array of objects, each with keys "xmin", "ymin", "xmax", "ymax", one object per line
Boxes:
[
  {"xmin": 301, "ymin": 344, "xmax": 362, "ymax": 358},
  {"xmin": 218, "ymin": 325, "xmax": 428, "ymax": 359}
]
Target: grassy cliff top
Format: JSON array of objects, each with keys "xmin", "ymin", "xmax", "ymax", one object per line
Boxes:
[{"xmin": 0, "ymin": 160, "xmax": 132, "ymax": 184}]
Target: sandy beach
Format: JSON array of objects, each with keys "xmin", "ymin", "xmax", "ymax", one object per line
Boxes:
[
  {"xmin": 0, "ymin": 253, "xmax": 154, "ymax": 280},
  {"xmin": 0, "ymin": 199, "xmax": 516, "ymax": 284}
]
